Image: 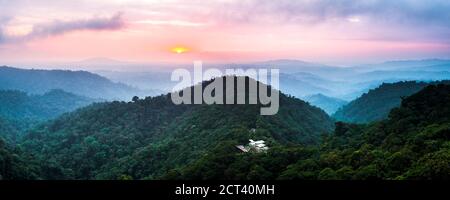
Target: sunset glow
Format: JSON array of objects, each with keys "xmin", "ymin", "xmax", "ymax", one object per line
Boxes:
[
  {"xmin": 171, "ymin": 47, "xmax": 189, "ymax": 54},
  {"xmin": 0, "ymin": 0, "xmax": 449, "ymax": 65}
]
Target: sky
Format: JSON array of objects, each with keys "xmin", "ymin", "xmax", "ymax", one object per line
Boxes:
[{"xmin": 0, "ymin": 0, "xmax": 450, "ymax": 66}]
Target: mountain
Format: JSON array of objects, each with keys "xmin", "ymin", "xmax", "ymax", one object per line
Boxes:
[
  {"xmin": 333, "ymin": 81, "xmax": 435, "ymax": 123},
  {"xmin": 0, "ymin": 89, "xmax": 97, "ymax": 143},
  {"xmin": 165, "ymin": 84, "xmax": 450, "ymax": 180},
  {"xmin": 354, "ymin": 59, "xmax": 450, "ymax": 72},
  {"xmin": 235, "ymin": 59, "xmax": 450, "ymax": 100},
  {"xmin": 279, "ymin": 73, "xmax": 332, "ymax": 98},
  {"xmin": 96, "ymin": 70, "xmax": 172, "ymax": 93},
  {"xmin": 303, "ymin": 94, "xmax": 348, "ymax": 115},
  {"xmin": 97, "ymin": 70, "xmax": 340, "ymax": 99},
  {"xmin": 0, "ymin": 66, "xmax": 156, "ymax": 100},
  {"xmin": 4, "ymin": 77, "xmax": 450, "ymax": 180},
  {"xmin": 410, "ymin": 63, "xmax": 450, "ymax": 72},
  {"xmin": 251, "ymin": 60, "xmax": 352, "ymax": 77},
  {"xmin": 19, "ymin": 76, "xmax": 334, "ymax": 180},
  {"xmin": 316, "ymin": 84, "xmax": 450, "ymax": 180},
  {"xmin": 95, "ymin": 59, "xmax": 450, "ymax": 102},
  {"xmin": 74, "ymin": 57, "xmax": 134, "ymax": 67},
  {"xmin": 354, "ymin": 70, "xmax": 450, "ymax": 82},
  {"xmin": 0, "ymin": 89, "xmax": 96, "ymax": 122}
]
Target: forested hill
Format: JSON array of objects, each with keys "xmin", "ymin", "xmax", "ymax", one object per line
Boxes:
[
  {"xmin": 0, "ymin": 89, "xmax": 96, "ymax": 122},
  {"xmin": 0, "ymin": 89, "xmax": 97, "ymax": 142},
  {"xmin": 319, "ymin": 84, "xmax": 450, "ymax": 179},
  {"xmin": 18, "ymin": 76, "xmax": 334, "ymax": 180},
  {"xmin": 333, "ymin": 81, "xmax": 449, "ymax": 123},
  {"xmin": 0, "ymin": 66, "xmax": 153, "ymax": 100},
  {"xmin": 167, "ymin": 84, "xmax": 450, "ymax": 180}
]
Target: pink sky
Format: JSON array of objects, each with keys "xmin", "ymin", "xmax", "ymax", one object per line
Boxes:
[{"xmin": 0, "ymin": 0, "xmax": 449, "ymax": 66}]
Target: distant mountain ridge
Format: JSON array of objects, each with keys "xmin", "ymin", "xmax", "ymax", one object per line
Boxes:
[
  {"xmin": 304, "ymin": 94, "xmax": 348, "ymax": 115},
  {"xmin": 354, "ymin": 59, "xmax": 450, "ymax": 71},
  {"xmin": 333, "ymin": 80, "xmax": 450, "ymax": 123},
  {"xmin": 94, "ymin": 58, "xmax": 450, "ymax": 102},
  {"xmin": 0, "ymin": 66, "xmax": 157, "ymax": 100}
]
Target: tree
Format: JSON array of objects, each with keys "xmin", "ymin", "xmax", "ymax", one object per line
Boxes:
[
  {"xmin": 318, "ymin": 168, "xmax": 338, "ymax": 180},
  {"xmin": 132, "ymin": 96, "xmax": 139, "ymax": 102}
]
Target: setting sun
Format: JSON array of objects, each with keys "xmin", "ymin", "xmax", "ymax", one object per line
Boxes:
[{"xmin": 171, "ymin": 47, "xmax": 189, "ymax": 54}]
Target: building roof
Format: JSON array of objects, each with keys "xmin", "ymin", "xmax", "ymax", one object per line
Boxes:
[{"xmin": 235, "ymin": 145, "xmax": 248, "ymax": 152}]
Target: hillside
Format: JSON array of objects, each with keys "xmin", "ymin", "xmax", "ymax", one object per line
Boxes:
[
  {"xmin": 318, "ymin": 84, "xmax": 450, "ymax": 179},
  {"xmin": 19, "ymin": 76, "xmax": 334, "ymax": 180},
  {"xmin": 0, "ymin": 89, "xmax": 97, "ymax": 120},
  {"xmin": 0, "ymin": 89, "xmax": 97, "ymax": 142},
  {"xmin": 303, "ymin": 94, "xmax": 347, "ymax": 115},
  {"xmin": 0, "ymin": 118, "xmax": 19, "ymax": 144},
  {"xmin": 333, "ymin": 81, "xmax": 433, "ymax": 123},
  {"xmin": 166, "ymin": 84, "xmax": 450, "ymax": 180},
  {"xmin": 0, "ymin": 66, "xmax": 154, "ymax": 100}
]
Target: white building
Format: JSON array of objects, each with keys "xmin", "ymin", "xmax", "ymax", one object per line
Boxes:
[
  {"xmin": 235, "ymin": 145, "xmax": 249, "ymax": 153},
  {"xmin": 249, "ymin": 139, "xmax": 269, "ymax": 152},
  {"xmin": 236, "ymin": 139, "xmax": 269, "ymax": 153}
]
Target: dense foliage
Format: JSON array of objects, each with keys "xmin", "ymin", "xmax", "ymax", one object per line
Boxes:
[
  {"xmin": 0, "ymin": 89, "xmax": 96, "ymax": 142},
  {"xmin": 0, "ymin": 137, "xmax": 45, "ymax": 180},
  {"xmin": 18, "ymin": 77, "xmax": 334, "ymax": 180},
  {"xmin": 333, "ymin": 81, "xmax": 449, "ymax": 123},
  {"xmin": 0, "ymin": 118, "xmax": 20, "ymax": 145},
  {"xmin": 1, "ymin": 76, "xmax": 449, "ymax": 180},
  {"xmin": 0, "ymin": 89, "xmax": 96, "ymax": 122},
  {"xmin": 166, "ymin": 84, "xmax": 450, "ymax": 180}
]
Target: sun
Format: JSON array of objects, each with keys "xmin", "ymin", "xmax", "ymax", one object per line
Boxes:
[{"xmin": 171, "ymin": 47, "xmax": 189, "ymax": 54}]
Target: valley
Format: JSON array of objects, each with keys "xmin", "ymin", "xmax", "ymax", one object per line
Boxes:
[{"xmin": 1, "ymin": 59, "xmax": 449, "ymax": 180}]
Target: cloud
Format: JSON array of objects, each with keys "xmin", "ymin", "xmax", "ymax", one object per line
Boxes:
[
  {"xmin": 202, "ymin": 0, "xmax": 450, "ymax": 42},
  {"xmin": 0, "ymin": 17, "xmax": 9, "ymax": 44},
  {"xmin": 0, "ymin": 12, "xmax": 125, "ymax": 44},
  {"xmin": 212, "ymin": 0, "xmax": 450, "ymax": 27},
  {"xmin": 0, "ymin": 30, "xmax": 4, "ymax": 43},
  {"xmin": 135, "ymin": 19, "xmax": 207, "ymax": 27}
]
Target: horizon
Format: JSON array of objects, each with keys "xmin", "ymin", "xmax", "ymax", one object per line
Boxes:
[
  {"xmin": 2, "ymin": 57, "xmax": 450, "ymax": 72},
  {"xmin": 1, "ymin": 0, "xmax": 450, "ymax": 67}
]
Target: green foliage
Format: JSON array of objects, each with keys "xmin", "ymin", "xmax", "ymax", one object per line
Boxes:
[
  {"xmin": 164, "ymin": 142, "xmax": 318, "ymax": 180},
  {"xmin": 0, "ymin": 89, "xmax": 95, "ymax": 122},
  {"xmin": 0, "ymin": 137, "xmax": 43, "ymax": 180},
  {"xmin": 2, "ymin": 78, "xmax": 449, "ymax": 180},
  {"xmin": 0, "ymin": 117, "xmax": 19, "ymax": 144},
  {"xmin": 18, "ymin": 77, "xmax": 334, "ymax": 180},
  {"xmin": 333, "ymin": 81, "xmax": 449, "ymax": 123},
  {"xmin": 402, "ymin": 149, "xmax": 450, "ymax": 180},
  {"xmin": 168, "ymin": 84, "xmax": 450, "ymax": 180},
  {"xmin": 0, "ymin": 89, "xmax": 96, "ymax": 143}
]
